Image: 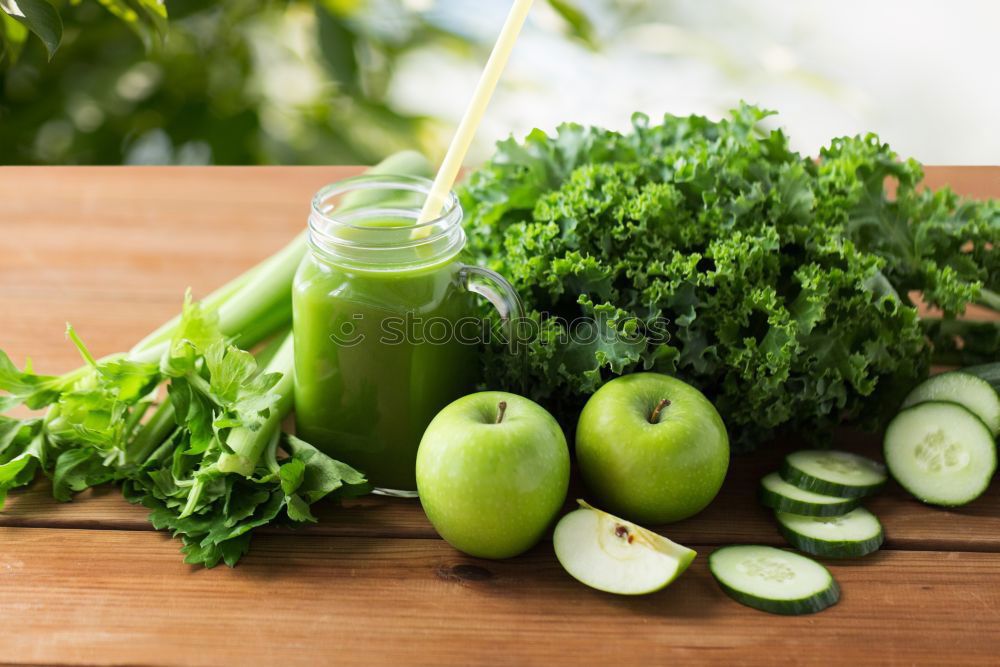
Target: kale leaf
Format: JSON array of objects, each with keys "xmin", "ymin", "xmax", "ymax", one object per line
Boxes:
[{"xmin": 462, "ymin": 104, "xmax": 996, "ymax": 449}]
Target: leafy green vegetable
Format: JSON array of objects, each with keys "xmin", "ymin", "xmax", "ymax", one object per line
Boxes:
[
  {"xmin": 462, "ymin": 104, "xmax": 999, "ymax": 449},
  {"xmin": 0, "ymin": 295, "xmax": 369, "ymax": 567},
  {"xmin": 116, "ymin": 313, "xmax": 369, "ymax": 567},
  {"xmin": 0, "ymin": 151, "xmax": 433, "ymax": 565}
]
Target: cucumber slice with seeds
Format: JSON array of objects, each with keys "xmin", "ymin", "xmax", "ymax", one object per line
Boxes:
[
  {"xmin": 901, "ymin": 371, "xmax": 1000, "ymax": 436},
  {"xmin": 776, "ymin": 507, "xmax": 884, "ymax": 558},
  {"xmin": 780, "ymin": 450, "xmax": 887, "ymax": 498},
  {"xmin": 962, "ymin": 362, "xmax": 1000, "ymax": 393},
  {"xmin": 708, "ymin": 545, "xmax": 840, "ymax": 615},
  {"xmin": 884, "ymin": 401, "xmax": 997, "ymax": 507},
  {"xmin": 759, "ymin": 472, "xmax": 860, "ymax": 516}
]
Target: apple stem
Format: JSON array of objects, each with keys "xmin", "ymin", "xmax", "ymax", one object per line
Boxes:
[
  {"xmin": 649, "ymin": 398, "xmax": 671, "ymax": 424},
  {"xmin": 496, "ymin": 401, "xmax": 508, "ymax": 424}
]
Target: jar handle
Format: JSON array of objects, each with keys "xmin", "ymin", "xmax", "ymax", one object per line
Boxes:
[{"xmin": 458, "ymin": 264, "xmax": 525, "ymax": 354}]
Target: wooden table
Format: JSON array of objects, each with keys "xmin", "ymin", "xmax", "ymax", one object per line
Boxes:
[{"xmin": 2, "ymin": 167, "xmax": 999, "ymax": 665}]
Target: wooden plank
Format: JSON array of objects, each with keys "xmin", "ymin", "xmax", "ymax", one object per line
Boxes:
[
  {"xmin": 2, "ymin": 166, "xmax": 1000, "ymax": 665},
  {"xmin": 5, "ymin": 432, "xmax": 1000, "ymax": 552},
  {"xmin": 0, "ymin": 167, "xmax": 337, "ymax": 298},
  {"xmin": 919, "ymin": 165, "xmax": 1000, "ymax": 200},
  {"xmin": 2, "ymin": 527, "xmax": 998, "ymax": 666},
  {"xmin": 0, "ymin": 293, "xmax": 198, "ymax": 374},
  {"xmin": 0, "ymin": 166, "xmax": 347, "ymax": 373},
  {"xmin": 0, "ymin": 482, "xmax": 437, "ymax": 539}
]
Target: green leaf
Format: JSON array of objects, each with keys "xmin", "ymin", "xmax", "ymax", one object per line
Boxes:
[
  {"xmin": 0, "ymin": 426, "xmax": 46, "ymax": 508},
  {"xmin": 285, "ymin": 492, "xmax": 316, "ymax": 523},
  {"xmin": 278, "ymin": 457, "xmax": 305, "ymax": 495},
  {"xmin": 0, "ymin": 416, "xmax": 27, "ymax": 459},
  {"xmin": 201, "ymin": 340, "xmax": 282, "ymax": 433},
  {"xmin": 178, "ymin": 532, "xmax": 251, "ymax": 569},
  {"xmin": 133, "ymin": 0, "xmax": 167, "ymax": 36},
  {"xmin": 546, "ymin": 0, "xmax": 598, "ymax": 50},
  {"xmin": 0, "ymin": 0, "xmax": 61, "ymax": 59},
  {"xmin": 0, "ymin": 348, "xmax": 67, "ymax": 410},
  {"xmin": 201, "ymin": 490, "xmax": 284, "ymax": 545},
  {"xmin": 0, "ymin": 454, "xmax": 35, "ymax": 507},
  {"xmin": 66, "ymin": 325, "xmax": 160, "ymax": 403},
  {"xmin": 315, "ymin": 2, "xmax": 360, "ymax": 94},
  {"xmin": 217, "ymin": 533, "xmax": 252, "ymax": 568},
  {"xmin": 162, "ymin": 291, "xmax": 225, "ymax": 375},
  {"xmin": 93, "ymin": 0, "xmax": 165, "ymax": 50},
  {"xmin": 284, "ymin": 434, "xmax": 369, "ymax": 502},
  {"xmin": 167, "ymin": 381, "xmax": 216, "ymax": 455},
  {"xmin": 203, "ymin": 340, "xmax": 256, "ymax": 402},
  {"xmin": 95, "ymin": 357, "xmax": 161, "ymax": 403},
  {"xmin": 0, "ymin": 10, "xmax": 28, "ymax": 65},
  {"xmin": 52, "ymin": 447, "xmax": 114, "ymax": 501},
  {"xmin": 221, "ymin": 483, "xmax": 270, "ymax": 526}
]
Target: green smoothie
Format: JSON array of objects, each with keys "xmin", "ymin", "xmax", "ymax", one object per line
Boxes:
[{"xmin": 293, "ymin": 251, "xmax": 479, "ymax": 492}]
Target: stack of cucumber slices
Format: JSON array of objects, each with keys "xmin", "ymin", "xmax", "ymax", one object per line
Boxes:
[
  {"xmin": 762, "ymin": 450, "xmax": 888, "ymax": 561},
  {"xmin": 714, "ymin": 366, "xmax": 1000, "ymax": 616},
  {"xmin": 885, "ymin": 369, "xmax": 999, "ymax": 507},
  {"xmin": 710, "ymin": 449, "xmax": 888, "ymax": 616}
]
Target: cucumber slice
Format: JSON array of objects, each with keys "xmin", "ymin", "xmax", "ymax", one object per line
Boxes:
[
  {"xmin": 780, "ymin": 450, "xmax": 887, "ymax": 498},
  {"xmin": 775, "ymin": 507, "xmax": 884, "ymax": 558},
  {"xmin": 708, "ymin": 545, "xmax": 840, "ymax": 615},
  {"xmin": 759, "ymin": 472, "xmax": 860, "ymax": 516},
  {"xmin": 901, "ymin": 371, "xmax": 1000, "ymax": 436},
  {"xmin": 962, "ymin": 362, "xmax": 1000, "ymax": 393},
  {"xmin": 884, "ymin": 401, "xmax": 997, "ymax": 507}
]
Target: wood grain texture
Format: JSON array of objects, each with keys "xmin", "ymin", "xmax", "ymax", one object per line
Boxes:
[
  {"xmin": 0, "ymin": 167, "xmax": 339, "ymax": 373},
  {"xmin": 1, "ymin": 166, "xmax": 999, "ymax": 666},
  {"xmin": 2, "ymin": 527, "xmax": 999, "ymax": 666},
  {"xmin": 918, "ymin": 166, "xmax": 1000, "ymax": 199},
  {"xmin": 5, "ymin": 434, "xmax": 1000, "ymax": 552}
]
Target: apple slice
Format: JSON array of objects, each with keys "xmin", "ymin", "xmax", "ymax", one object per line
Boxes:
[{"xmin": 553, "ymin": 500, "xmax": 697, "ymax": 595}]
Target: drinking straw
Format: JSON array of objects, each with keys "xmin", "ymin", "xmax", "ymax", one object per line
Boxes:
[{"xmin": 417, "ymin": 0, "xmax": 535, "ymax": 224}]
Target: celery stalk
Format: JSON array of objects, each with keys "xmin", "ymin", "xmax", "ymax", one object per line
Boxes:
[
  {"xmin": 127, "ymin": 231, "xmax": 306, "ymax": 364},
  {"xmin": 128, "ymin": 256, "xmax": 266, "ymax": 357},
  {"xmin": 214, "ymin": 333, "xmax": 295, "ymax": 477},
  {"xmin": 127, "ymin": 399, "xmax": 177, "ymax": 467},
  {"xmin": 130, "ymin": 150, "xmax": 432, "ymax": 363}
]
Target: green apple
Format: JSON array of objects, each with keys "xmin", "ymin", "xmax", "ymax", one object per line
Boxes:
[
  {"xmin": 416, "ymin": 391, "xmax": 570, "ymax": 559},
  {"xmin": 576, "ymin": 372, "xmax": 729, "ymax": 524},
  {"xmin": 553, "ymin": 500, "xmax": 696, "ymax": 594}
]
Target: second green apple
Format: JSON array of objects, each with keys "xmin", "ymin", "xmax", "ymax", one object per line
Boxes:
[{"xmin": 576, "ymin": 373, "xmax": 729, "ymax": 524}]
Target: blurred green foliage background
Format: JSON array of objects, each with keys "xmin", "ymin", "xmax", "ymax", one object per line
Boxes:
[
  {"xmin": 0, "ymin": 0, "xmax": 595, "ymax": 164},
  {"xmin": 3, "ymin": 1, "xmax": 999, "ymax": 165}
]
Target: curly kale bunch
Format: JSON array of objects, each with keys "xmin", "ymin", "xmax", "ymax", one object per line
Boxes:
[{"xmin": 461, "ymin": 104, "xmax": 999, "ymax": 450}]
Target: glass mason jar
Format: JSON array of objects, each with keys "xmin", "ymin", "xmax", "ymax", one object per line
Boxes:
[{"xmin": 293, "ymin": 175, "xmax": 523, "ymax": 497}]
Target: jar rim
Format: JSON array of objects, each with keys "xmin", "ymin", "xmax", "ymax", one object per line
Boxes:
[
  {"xmin": 307, "ymin": 174, "xmax": 466, "ymax": 271},
  {"xmin": 309, "ymin": 174, "xmax": 460, "ymax": 233}
]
